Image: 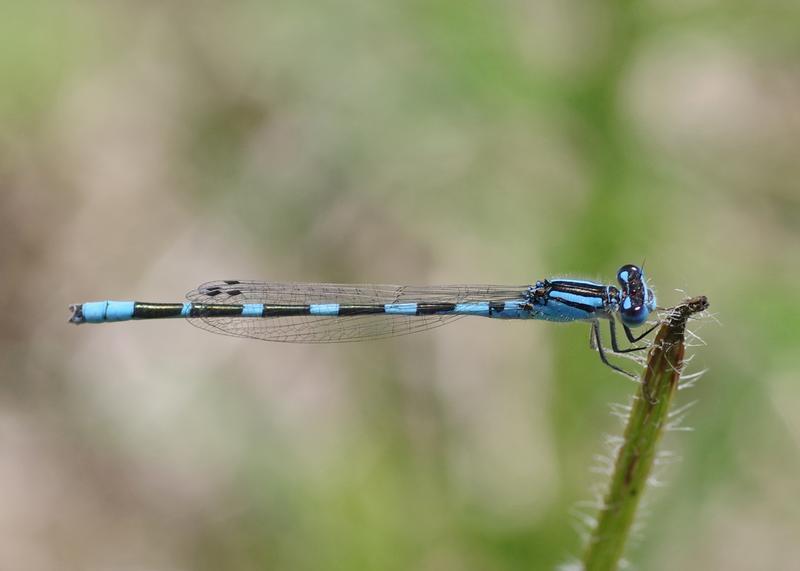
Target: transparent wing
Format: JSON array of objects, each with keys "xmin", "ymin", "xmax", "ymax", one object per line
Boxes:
[
  {"xmin": 185, "ymin": 281, "xmax": 529, "ymax": 343},
  {"xmin": 186, "ymin": 311, "xmax": 465, "ymax": 343},
  {"xmin": 186, "ymin": 281, "xmax": 528, "ymax": 305}
]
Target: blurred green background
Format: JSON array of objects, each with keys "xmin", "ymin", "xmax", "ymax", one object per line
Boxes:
[{"xmin": 2, "ymin": 1, "xmax": 799, "ymax": 569}]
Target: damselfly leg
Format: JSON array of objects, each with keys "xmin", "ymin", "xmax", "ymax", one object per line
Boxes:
[
  {"xmin": 608, "ymin": 318, "xmax": 655, "ymax": 353},
  {"xmin": 590, "ymin": 317, "xmax": 659, "ymax": 378},
  {"xmin": 623, "ymin": 321, "xmax": 659, "ymax": 344}
]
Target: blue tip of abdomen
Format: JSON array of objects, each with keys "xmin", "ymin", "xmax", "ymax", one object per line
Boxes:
[{"xmin": 80, "ymin": 301, "xmax": 135, "ymax": 323}]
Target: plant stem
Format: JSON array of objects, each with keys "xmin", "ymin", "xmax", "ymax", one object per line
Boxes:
[{"xmin": 581, "ymin": 296, "xmax": 709, "ymax": 571}]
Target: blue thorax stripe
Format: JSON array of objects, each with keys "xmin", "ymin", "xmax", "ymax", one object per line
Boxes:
[{"xmin": 548, "ymin": 290, "xmax": 605, "ymax": 310}]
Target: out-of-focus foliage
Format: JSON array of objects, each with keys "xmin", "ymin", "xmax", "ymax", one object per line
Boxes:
[{"xmin": 2, "ymin": 1, "xmax": 799, "ymax": 569}]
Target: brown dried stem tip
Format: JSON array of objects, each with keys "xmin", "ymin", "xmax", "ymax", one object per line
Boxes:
[{"xmin": 581, "ymin": 296, "xmax": 709, "ymax": 571}]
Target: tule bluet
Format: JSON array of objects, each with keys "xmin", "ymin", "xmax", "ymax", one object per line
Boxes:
[{"xmin": 69, "ymin": 264, "xmax": 658, "ymax": 377}]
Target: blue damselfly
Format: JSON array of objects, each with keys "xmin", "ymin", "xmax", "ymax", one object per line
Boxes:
[{"xmin": 70, "ymin": 264, "xmax": 658, "ymax": 377}]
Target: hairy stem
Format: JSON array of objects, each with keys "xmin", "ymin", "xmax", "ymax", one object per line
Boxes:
[{"xmin": 581, "ymin": 296, "xmax": 709, "ymax": 571}]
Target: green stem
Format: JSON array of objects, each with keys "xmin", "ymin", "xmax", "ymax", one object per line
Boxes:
[{"xmin": 581, "ymin": 296, "xmax": 709, "ymax": 571}]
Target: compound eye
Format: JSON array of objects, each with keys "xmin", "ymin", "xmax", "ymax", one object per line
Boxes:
[
  {"xmin": 620, "ymin": 296, "xmax": 649, "ymax": 326},
  {"xmin": 617, "ymin": 264, "xmax": 641, "ymax": 288}
]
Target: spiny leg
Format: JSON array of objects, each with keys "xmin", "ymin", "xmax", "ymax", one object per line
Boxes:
[
  {"xmin": 592, "ymin": 320, "xmax": 638, "ymax": 379},
  {"xmin": 609, "ymin": 318, "xmax": 651, "ymax": 354},
  {"xmin": 623, "ymin": 321, "xmax": 659, "ymax": 344}
]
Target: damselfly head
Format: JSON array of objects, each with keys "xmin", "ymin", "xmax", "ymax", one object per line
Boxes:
[{"xmin": 617, "ymin": 264, "xmax": 656, "ymax": 326}]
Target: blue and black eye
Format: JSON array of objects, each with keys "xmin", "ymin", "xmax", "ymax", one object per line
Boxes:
[
  {"xmin": 616, "ymin": 264, "xmax": 640, "ymax": 289},
  {"xmin": 620, "ymin": 295, "xmax": 649, "ymax": 326},
  {"xmin": 616, "ymin": 264, "xmax": 654, "ymax": 327}
]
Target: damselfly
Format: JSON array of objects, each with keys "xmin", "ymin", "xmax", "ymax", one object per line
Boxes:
[{"xmin": 70, "ymin": 264, "xmax": 658, "ymax": 377}]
